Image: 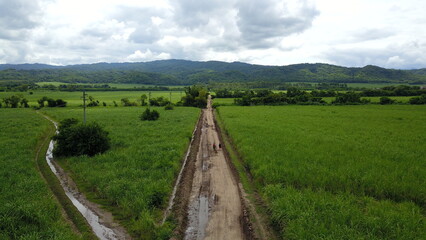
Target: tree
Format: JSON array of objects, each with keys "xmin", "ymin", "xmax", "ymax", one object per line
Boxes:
[
  {"xmin": 181, "ymin": 86, "xmax": 208, "ymax": 108},
  {"xmin": 2, "ymin": 95, "xmax": 22, "ymax": 108},
  {"xmin": 121, "ymin": 98, "xmax": 137, "ymax": 106},
  {"xmin": 332, "ymin": 92, "xmax": 363, "ymax": 104},
  {"xmin": 164, "ymin": 103, "xmax": 174, "ymax": 110},
  {"xmin": 53, "ymin": 119, "xmax": 110, "ymax": 157},
  {"xmin": 379, "ymin": 96, "xmax": 395, "ymax": 105},
  {"xmin": 141, "ymin": 94, "xmax": 148, "ymax": 106},
  {"xmin": 20, "ymin": 98, "xmax": 29, "ymax": 108},
  {"xmin": 140, "ymin": 108, "xmax": 160, "ymax": 121},
  {"xmin": 409, "ymin": 94, "xmax": 426, "ymax": 104}
]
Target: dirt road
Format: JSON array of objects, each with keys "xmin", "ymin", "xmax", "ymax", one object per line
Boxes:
[{"xmin": 185, "ymin": 96, "xmax": 244, "ymax": 240}]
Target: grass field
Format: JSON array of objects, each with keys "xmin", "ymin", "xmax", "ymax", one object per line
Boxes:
[
  {"xmin": 0, "ymin": 90, "xmax": 185, "ymax": 107},
  {"xmin": 217, "ymin": 105, "xmax": 426, "ymax": 239},
  {"xmin": 0, "ymin": 109, "xmax": 81, "ymax": 239},
  {"xmin": 41, "ymin": 106, "xmax": 200, "ymax": 239}
]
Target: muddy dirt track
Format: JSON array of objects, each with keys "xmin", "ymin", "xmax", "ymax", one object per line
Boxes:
[{"xmin": 184, "ymin": 96, "xmax": 244, "ymax": 240}]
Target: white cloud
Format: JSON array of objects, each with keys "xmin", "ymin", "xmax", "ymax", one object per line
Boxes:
[
  {"xmin": 0, "ymin": 0, "xmax": 425, "ymax": 69},
  {"xmin": 126, "ymin": 49, "xmax": 170, "ymax": 62}
]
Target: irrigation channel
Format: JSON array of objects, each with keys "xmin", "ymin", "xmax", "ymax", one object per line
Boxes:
[
  {"xmin": 183, "ymin": 96, "xmax": 245, "ymax": 240},
  {"xmin": 42, "ymin": 115, "xmax": 130, "ymax": 240}
]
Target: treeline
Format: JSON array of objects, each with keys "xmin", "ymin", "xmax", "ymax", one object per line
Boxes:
[
  {"xmin": 214, "ymin": 85, "xmax": 426, "ymax": 99},
  {"xmin": 224, "ymin": 89, "xmax": 426, "ymax": 106},
  {"xmin": 40, "ymin": 84, "xmax": 180, "ymax": 92},
  {"xmin": 361, "ymin": 85, "xmax": 426, "ymax": 96},
  {"xmin": 0, "ymin": 82, "xmax": 182, "ymax": 92},
  {"xmin": 233, "ymin": 89, "xmax": 325, "ymax": 106}
]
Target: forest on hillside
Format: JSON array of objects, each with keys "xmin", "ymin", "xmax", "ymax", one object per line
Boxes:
[{"xmin": 1, "ymin": 60, "xmax": 426, "ymax": 86}]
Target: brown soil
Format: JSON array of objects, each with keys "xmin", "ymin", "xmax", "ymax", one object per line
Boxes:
[
  {"xmin": 169, "ymin": 112, "xmax": 203, "ymax": 239},
  {"xmin": 183, "ymin": 96, "xmax": 246, "ymax": 240}
]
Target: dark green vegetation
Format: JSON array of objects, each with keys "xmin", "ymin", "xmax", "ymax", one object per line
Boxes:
[
  {"xmin": 53, "ymin": 119, "xmax": 111, "ymax": 157},
  {"xmin": 409, "ymin": 94, "xmax": 426, "ymax": 104},
  {"xmin": 38, "ymin": 96, "xmax": 67, "ymax": 108},
  {"xmin": 0, "ymin": 91, "xmax": 184, "ymax": 107},
  {"xmin": 1, "ymin": 60, "xmax": 426, "ymax": 89},
  {"xmin": 217, "ymin": 105, "xmax": 426, "ymax": 239},
  {"xmin": 1, "ymin": 94, "xmax": 29, "ymax": 108},
  {"xmin": 0, "ymin": 109, "xmax": 83, "ymax": 239},
  {"xmin": 42, "ymin": 107, "xmax": 200, "ymax": 239},
  {"xmin": 140, "ymin": 108, "xmax": 160, "ymax": 121},
  {"xmin": 181, "ymin": 85, "xmax": 208, "ymax": 108},
  {"xmin": 216, "ymin": 86, "xmax": 426, "ymax": 106}
]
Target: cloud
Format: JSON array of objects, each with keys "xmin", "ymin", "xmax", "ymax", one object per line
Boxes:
[
  {"xmin": 351, "ymin": 28, "xmax": 394, "ymax": 42},
  {"xmin": 1, "ymin": 0, "xmax": 426, "ymax": 69},
  {"xmin": 126, "ymin": 49, "xmax": 171, "ymax": 62},
  {"xmin": 323, "ymin": 40, "xmax": 426, "ymax": 69},
  {"xmin": 171, "ymin": 0, "xmax": 234, "ymax": 29},
  {"xmin": 236, "ymin": 0, "xmax": 319, "ymax": 48},
  {"xmin": 0, "ymin": 0, "xmax": 46, "ymax": 40}
]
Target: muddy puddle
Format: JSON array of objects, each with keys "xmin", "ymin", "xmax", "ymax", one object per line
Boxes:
[
  {"xmin": 44, "ymin": 116, "xmax": 128, "ymax": 240},
  {"xmin": 185, "ymin": 195, "xmax": 211, "ymax": 240}
]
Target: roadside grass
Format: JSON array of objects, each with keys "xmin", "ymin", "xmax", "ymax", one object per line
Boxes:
[
  {"xmin": 0, "ymin": 90, "xmax": 185, "ymax": 107},
  {"xmin": 217, "ymin": 105, "xmax": 426, "ymax": 239},
  {"xmin": 41, "ymin": 106, "xmax": 200, "ymax": 239},
  {"xmin": 0, "ymin": 109, "xmax": 82, "ymax": 239}
]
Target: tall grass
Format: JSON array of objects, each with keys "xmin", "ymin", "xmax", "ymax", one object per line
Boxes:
[
  {"xmin": 0, "ymin": 109, "xmax": 81, "ymax": 239},
  {"xmin": 217, "ymin": 105, "xmax": 426, "ymax": 239},
  {"xmin": 41, "ymin": 106, "xmax": 200, "ymax": 239}
]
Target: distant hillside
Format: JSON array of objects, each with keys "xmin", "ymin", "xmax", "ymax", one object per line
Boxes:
[{"xmin": 1, "ymin": 60, "xmax": 425, "ymax": 85}]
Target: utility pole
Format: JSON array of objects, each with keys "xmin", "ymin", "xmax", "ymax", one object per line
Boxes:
[
  {"xmin": 83, "ymin": 90, "xmax": 87, "ymax": 124},
  {"xmin": 148, "ymin": 91, "xmax": 151, "ymax": 109}
]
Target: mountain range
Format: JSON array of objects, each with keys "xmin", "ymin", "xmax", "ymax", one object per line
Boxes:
[{"xmin": 1, "ymin": 60, "xmax": 425, "ymax": 85}]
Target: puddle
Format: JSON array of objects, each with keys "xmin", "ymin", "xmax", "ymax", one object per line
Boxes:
[
  {"xmin": 185, "ymin": 195, "xmax": 210, "ymax": 240},
  {"xmin": 44, "ymin": 116, "xmax": 120, "ymax": 240}
]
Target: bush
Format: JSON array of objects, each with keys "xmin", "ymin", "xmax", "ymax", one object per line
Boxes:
[
  {"xmin": 380, "ymin": 96, "xmax": 395, "ymax": 105},
  {"xmin": 121, "ymin": 98, "xmax": 137, "ymax": 106},
  {"xmin": 409, "ymin": 94, "xmax": 426, "ymax": 104},
  {"xmin": 53, "ymin": 119, "xmax": 110, "ymax": 157},
  {"xmin": 332, "ymin": 92, "xmax": 362, "ymax": 104},
  {"xmin": 140, "ymin": 108, "xmax": 160, "ymax": 121},
  {"xmin": 164, "ymin": 104, "xmax": 174, "ymax": 110}
]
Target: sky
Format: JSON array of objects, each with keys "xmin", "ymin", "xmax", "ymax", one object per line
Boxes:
[{"xmin": 1, "ymin": 0, "xmax": 426, "ymax": 69}]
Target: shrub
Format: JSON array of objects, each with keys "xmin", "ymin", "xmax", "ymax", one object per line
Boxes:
[
  {"xmin": 121, "ymin": 98, "xmax": 137, "ymax": 106},
  {"xmin": 140, "ymin": 108, "xmax": 160, "ymax": 121},
  {"xmin": 53, "ymin": 119, "xmax": 110, "ymax": 157},
  {"xmin": 332, "ymin": 92, "xmax": 363, "ymax": 104},
  {"xmin": 380, "ymin": 96, "xmax": 395, "ymax": 105},
  {"xmin": 409, "ymin": 94, "xmax": 426, "ymax": 104},
  {"xmin": 55, "ymin": 99, "xmax": 67, "ymax": 107},
  {"xmin": 164, "ymin": 104, "xmax": 174, "ymax": 110},
  {"xmin": 2, "ymin": 95, "xmax": 22, "ymax": 108}
]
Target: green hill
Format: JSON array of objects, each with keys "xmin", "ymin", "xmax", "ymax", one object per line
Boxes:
[{"xmin": 1, "ymin": 60, "xmax": 425, "ymax": 85}]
